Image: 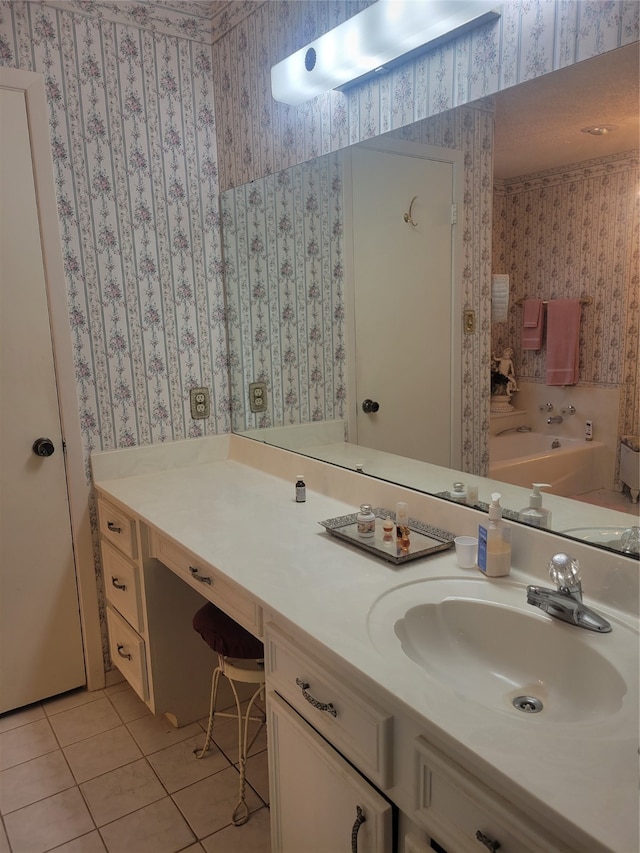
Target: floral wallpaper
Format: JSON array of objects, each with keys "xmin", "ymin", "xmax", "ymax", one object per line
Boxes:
[
  {"xmin": 223, "ymin": 153, "xmax": 346, "ymax": 431},
  {"xmin": 1, "ymin": 0, "xmax": 229, "ymax": 463},
  {"xmin": 492, "ymin": 150, "xmax": 640, "ymax": 439}
]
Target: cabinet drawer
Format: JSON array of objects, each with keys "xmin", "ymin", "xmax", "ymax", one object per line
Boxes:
[
  {"xmin": 102, "ymin": 539, "xmax": 143, "ymax": 633},
  {"xmin": 149, "ymin": 530, "xmax": 262, "ymax": 638},
  {"xmin": 98, "ymin": 498, "xmax": 137, "ymax": 560},
  {"xmin": 266, "ymin": 624, "xmax": 393, "ymax": 789},
  {"xmin": 106, "ymin": 606, "xmax": 148, "ymax": 703},
  {"xmin": 414, "ymin": 739, "xmax": 565, "ymax": 853}
]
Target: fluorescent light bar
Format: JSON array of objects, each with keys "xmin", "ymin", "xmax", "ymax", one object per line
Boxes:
[{"xmin": 271, "ymin": 0, "xmax": 500, "ymax": 106}]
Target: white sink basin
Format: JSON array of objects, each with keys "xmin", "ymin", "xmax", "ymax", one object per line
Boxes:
[
  {"xmin": 561, "ymin": 527, "xmax": 640, "ymax": 555},
  {"xmin": 367, "ymin": 577, "xmax": 638, "ymax": 724}
]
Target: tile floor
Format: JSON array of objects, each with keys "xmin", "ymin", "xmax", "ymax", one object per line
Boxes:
[
  {"xmin": 572, "ymin": 486, "xmax": 639, "ymax": 514},
  {"xmin": 0, "ymin": 681, "xmax": 270, "ymax": 853}
]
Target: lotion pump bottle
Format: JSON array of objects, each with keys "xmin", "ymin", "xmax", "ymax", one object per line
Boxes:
[
  {"xmin": 518, "ymin": 483, "xmax": 552, "ymax": 528},
  {"xmin": 477, "ymin": 492, "xmax": 511, "ymax": 577}
]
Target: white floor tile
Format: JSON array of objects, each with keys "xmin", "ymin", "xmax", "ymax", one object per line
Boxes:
[
  {"xmin": 51, "ymin": 830, "xmax": 107, "ymax": 853},
  {"xmin": 245, "ymin": 750, "xmax": 269, "ymax": 805},
  {"xmin": 172, "ymin": 765, "xmax": 262, "ymax": 839},
  {"xmin": 48, "ymin": 698, "xmax": 121, "ymax": 747},
  {"xmin": 0, "ymin": 749, "xmax": 75, "ymax": 814},
  {"xmin": 108, "ymin": 686, "xmax": 151, "ymax": 723},
  {"xmin": 208, "ymin": 713, "xmax": 267, "ymax": 764},
  {"xmin": 80, "ymin": 758, "xmax": 165, "ymax": 827},
  {"xmin": 0, "ymin": 703, "xmax": 45, "ymax": 734},
  {"xmin": 127, "ymin": 714, "xmax": 202, "ymax": 756},
  {"xmin": 44, "ymin": 689, "xmax": 106, "ymax": 716},
  {"xmin": 147, "ymin": 733, "xmax": 230, "ymax": 794},
  {"xmin": 3, "ymin": 786, "xmax": 94, "ymax": 853},
  {"xmin": 202, "ymin": 805, "xmax": 271, "ymax": 853},
  {"xmin": 0, "ymin": 718, "xmax": 57, "ymax": 772},
  {"xmin": 99, "ymin": 796, "xmax": 195, "ymax": 853},
  {"xmin": 63, "ymin": 724, "xmax": 142, "ymax": 784}
]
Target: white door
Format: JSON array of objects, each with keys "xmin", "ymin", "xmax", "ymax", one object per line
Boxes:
[
  {"xmin": 350, "ymin": 145, "xmax": 457, "ymax": 467},
  {"xmin": 0, "ymin": 85, "xmax": 86, "ymax": 713},
  {"xmin": 268, "ymin": 691, "xmax": 393, "ymax": 852}
]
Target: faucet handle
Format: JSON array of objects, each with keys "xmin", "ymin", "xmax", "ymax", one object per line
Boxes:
[{"xmin": 549, "ymin": 553, "xmax": 582, "ymax": 596}]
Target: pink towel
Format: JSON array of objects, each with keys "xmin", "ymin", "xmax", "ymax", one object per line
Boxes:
[
  {"xmin": 546, "ymin": 299, "xmax": 581, "ymax": 385},
  {"xmin": 521, "ymin": 299, "xmax": 544, "ymax": 350}
]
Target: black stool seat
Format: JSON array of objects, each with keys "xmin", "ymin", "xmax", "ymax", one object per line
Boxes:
[{"xmin": 193, "ymin": 602, "xmax": 263, "ymax": 659}]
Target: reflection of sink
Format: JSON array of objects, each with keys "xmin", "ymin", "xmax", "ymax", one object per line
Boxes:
[
  {"xmin": 367, "ymin": 577, "xmax": 638, "ymax": 724},
  {"xmin": 561, "ymin": 527, "xmax": 640, "ymax": 555}
]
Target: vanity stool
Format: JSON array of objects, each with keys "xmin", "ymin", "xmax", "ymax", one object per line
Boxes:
[{"xmin": 192, "ymin": 602, "xmax": 266, "ymax": 826}]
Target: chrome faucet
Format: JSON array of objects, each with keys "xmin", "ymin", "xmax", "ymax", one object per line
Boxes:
[
  {"xmin": 526, "ymin": 553, "xmax": 612, "ymax": 633},
  {"xmin": 495, "ymin": 425, "xmax": 532, "ymax": 436},
  {"xmin": 546, "ymin": 415, "xmax": 563, "ymax": 424}
]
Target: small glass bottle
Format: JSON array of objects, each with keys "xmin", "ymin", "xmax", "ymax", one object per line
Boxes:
[
  {"xmin": 450, "ymin": 482, "xmax": 467, "ymax": 503},
  {"xmin": 396, "ymin": 501, "xmax": 408, "ymax": 538},
  {"xmin": 382, "ymin": 516, "xmax": 394, "ymax": 541},
  {"xmin": 295, "ymin": 475, "xmax": 306, "ymax": 503},
  {"xmin": 357, "ymin": 504, "xmax": 375, "ymax": 538}
]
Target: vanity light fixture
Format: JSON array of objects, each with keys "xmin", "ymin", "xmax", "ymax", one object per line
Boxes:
[{"xmin": 271, "ymin": 0, "xmax": 501, "ymax": 106}]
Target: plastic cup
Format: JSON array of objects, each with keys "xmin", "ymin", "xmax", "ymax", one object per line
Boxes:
[{"xmin": 454, "ymin": 536, "xmax": 478, "ymax": 568}]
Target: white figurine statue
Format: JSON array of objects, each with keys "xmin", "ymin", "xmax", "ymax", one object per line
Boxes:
[{"xmin": 492, "ymin": 347, "xmax": 518, "ymax": 397}]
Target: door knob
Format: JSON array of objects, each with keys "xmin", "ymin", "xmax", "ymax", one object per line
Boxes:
[
  {"xmin": 32, "ymin": 437, "xmax": 55, "ymax": 457},
  {"xmin": 362, "ymin": 399, "xmax": 380, "ymax": 413}
]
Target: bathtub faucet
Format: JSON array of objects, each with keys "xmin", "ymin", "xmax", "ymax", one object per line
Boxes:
[
  {"xmin": 495, "ymin": 425, "xmax": 532, "ymax": 436},
  {"xmin": 547, "ymin": 415, "xmax": 563, "ymax": 424}
]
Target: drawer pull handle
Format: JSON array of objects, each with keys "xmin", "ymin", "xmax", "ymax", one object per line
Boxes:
[
  {"xmin": 476, "ymin": 830, "xmax": 501, "ymax": 851},
  {"xmin": 111, "ymin": 577, "xmax": 126, "ymax": 591},
  {"xmin": 107, "ymin": 521, "xmax": 122, "ymax": 533},
  {"xmin": 351, "ymin": 805, "xmax": 366, "ymax": 853},
  {"xmin": 295, "ymin": 677, "xmax": 337, "ymax": 717},
  {"xmin": 116, "ymin": 643, "xmax": 132, "ymax": 661},
  {"xmin": 189, "ymin": 566, "xmax": 212, "ymax": 585}
]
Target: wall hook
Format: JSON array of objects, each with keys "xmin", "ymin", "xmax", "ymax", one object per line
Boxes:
[{"xmin": 403, "ymin": 195, "xmax": 418, "ymax": 227}]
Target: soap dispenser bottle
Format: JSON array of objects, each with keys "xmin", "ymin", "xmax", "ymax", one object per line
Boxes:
[
  {"xmin": 518, "ymin": 483, "xmax": 552, "ymax": 528},
  {"xmin": 477, "ymin": 493, "xmax": 511, "ymax": 577}
]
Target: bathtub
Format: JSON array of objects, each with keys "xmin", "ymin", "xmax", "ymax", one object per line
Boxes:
[{"xmin": 489, "ymin": 432, "xmax": 605, "ymax": 496}]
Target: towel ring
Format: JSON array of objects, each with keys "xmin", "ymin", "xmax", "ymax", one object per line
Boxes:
[{"xmin": 403, "ymin": 196, "xmax": 418, "ymax": 227}]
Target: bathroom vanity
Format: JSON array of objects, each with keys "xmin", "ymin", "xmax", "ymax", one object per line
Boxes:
[{"xmin": 92, "ymin": 435, "xmax": 639, "ymax": 853}]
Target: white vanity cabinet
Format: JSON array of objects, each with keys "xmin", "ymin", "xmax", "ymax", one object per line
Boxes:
[
  {"xmin": 97, "ymin": 494, "xmax": 222, "ymax": 725},
  {"xmin": 268, "ymin": 691, "xmax": 393, "ymax": 853},
  {"xmin": 413, "ymin": 739, "xmax": 569, "ymax": 853},
  {"xmin": 265, "ymin": 624, "xmax": 394, "ymax": 852},
  {"xmin": 98, "ymin": 497, "xmax": 149, "ymax": 702},
  {"xmin": 265, "ymin": 622, "xmax": 573, "ymax": 853}
]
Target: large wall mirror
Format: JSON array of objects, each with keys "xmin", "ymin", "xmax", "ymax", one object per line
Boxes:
[{"xmin": 222, "ymin": 44, "xmax": 639, "ymax": 558}]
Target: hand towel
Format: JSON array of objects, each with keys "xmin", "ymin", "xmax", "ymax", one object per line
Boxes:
[
  {"xmin": 546, "ymin": 299, "xmax": 581, "ymax": 385},
  {"xmin": 521, "ymin": 299, "xmax": 544, "ymax": 350}
]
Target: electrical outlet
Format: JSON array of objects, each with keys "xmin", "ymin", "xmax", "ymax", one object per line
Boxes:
[
  {"xmin": 249, "ymin": 381, "xmax": 267, "ymax": 414},
  {"xmin": 190, "ymin": 387, "xmax": 210, "ymax": 419}
]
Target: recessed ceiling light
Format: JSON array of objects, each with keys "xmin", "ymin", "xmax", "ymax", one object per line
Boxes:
[{"xmin": 580, "ymin": 125, "xmax": 618, "ymax": 136}]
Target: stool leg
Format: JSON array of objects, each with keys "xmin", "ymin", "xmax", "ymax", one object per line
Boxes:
[
  {"xmin": 193, "ymin": 659, "xmax": 223, "ymax": 760},
  {"xmin": 232, "ymin": 682, "xmax": 266, "ymax": 826}
]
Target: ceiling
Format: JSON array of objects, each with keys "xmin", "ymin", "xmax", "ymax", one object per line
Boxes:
[{"xmin": 492, "ymin": 43, "xmax": 639, "ymax": 179}]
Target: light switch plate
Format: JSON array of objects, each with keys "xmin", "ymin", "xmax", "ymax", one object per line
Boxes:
[
  {"xmin": 190, "ymin": 387, "xmax": 210, "ymax": 419},
  {"xmin": 249, "ymin": 381, "xmax": 267, "ymax": 413}
]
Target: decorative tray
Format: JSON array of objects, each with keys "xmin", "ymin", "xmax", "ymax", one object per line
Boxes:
[{"xmin": 319, "ymin": 507, "xmax": 454, "ymax": 564}]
